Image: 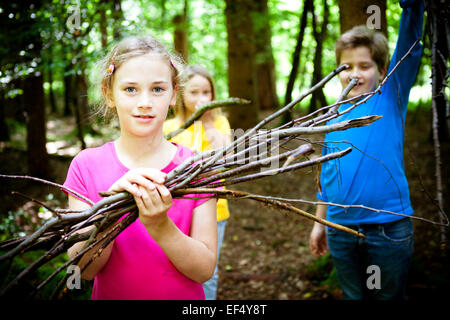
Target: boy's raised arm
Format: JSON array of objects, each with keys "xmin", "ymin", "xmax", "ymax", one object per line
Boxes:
[
  {"xmin": 395, "ymin": 0, "xmax": 424, "ymax": 55},
  {"xmin": 388, "ymin": 0, "xmax": 424, "ymax": 108}
]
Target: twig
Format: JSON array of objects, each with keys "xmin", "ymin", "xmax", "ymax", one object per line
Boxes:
[
  {"xmin": 165, "ymin": 98, "xmax": 250, "ymax": 140},
  {"xmin": 11, "ymin": 191, "xmax": 61, "ymax": 218},
  {"xmin": 191, "ymin": 148, "xmax": 352, "ymax": 189},
  {"xmin": 312, "ymin": 39, "xmax": 422, "ymax": 127},
  {"xmin": 173, "ymin": 188, "xmax": 364, "ymax": 238},
  {"xmin": 164, "ymin": 64, "xmax": 349, "ymax": 187},
  {"xmin": 0, "ymin": 174, "xmax": 94, "ymax": 206},
  {"xmin": 246, "ymin": 195, "xmax": 449, "ymax": 227}
]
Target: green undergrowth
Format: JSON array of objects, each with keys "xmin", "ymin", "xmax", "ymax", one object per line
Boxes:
[
  {"xmin": 305, "ymin": 253, "xmax": 340, "ymax": 295},
  {"xmin": 0, "ymin": 249, "xmax": 92, "ymax": 300}
]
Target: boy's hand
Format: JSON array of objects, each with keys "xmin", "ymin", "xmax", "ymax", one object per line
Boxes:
[{"xmin": 309, "ymin": 224, "xmax": 329, "ymax": 257}]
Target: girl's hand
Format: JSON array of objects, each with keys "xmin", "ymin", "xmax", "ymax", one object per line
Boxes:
[
  {"xmin": 109, "ymin": 168, "xmax": 166, "ymax": 197},
  {"xmin": 134, "ymin": 182, "xmax": 172, "ymax": 228},
  {"xmin": 108, "ymin": 168, "xmax": 172, "ymax": 227}
]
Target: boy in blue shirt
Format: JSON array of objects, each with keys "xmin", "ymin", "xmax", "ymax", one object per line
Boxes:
[{"xmin": 309, "ymin": 0, "xmax": 424, "ymax": 300}]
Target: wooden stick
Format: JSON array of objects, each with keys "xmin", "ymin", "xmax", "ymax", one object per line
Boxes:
[{"xmin": 174, "ymin": 188, "xmax": 365, "ymax": 238}]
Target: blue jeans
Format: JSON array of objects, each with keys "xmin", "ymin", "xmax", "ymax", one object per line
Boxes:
[
  {"xmin": 203, "ymin": 219, "xmax": 227, "ymax": 300},
  {"xmin": 326, "ymin": 218, "xmax": 414, "ymax": 300}
]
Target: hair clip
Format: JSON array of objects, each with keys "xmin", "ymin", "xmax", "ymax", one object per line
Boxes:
[
  {"xmin": 169, "ymin": 58, "xmax": 177, "ymax": 70},
  {"xmin": 107, "ymin": 63, "xmax": 115, "ymax": 75}
]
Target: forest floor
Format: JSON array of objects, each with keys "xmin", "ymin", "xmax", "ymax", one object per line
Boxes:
[{"xmin": 0, "ymin": 107, "xmax": 449, "ymax": 301}]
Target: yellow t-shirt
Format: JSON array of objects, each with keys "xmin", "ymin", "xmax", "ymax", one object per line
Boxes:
[{"xmin": 164, "ymin": 115, "xmax": 231, "ymax": 221}]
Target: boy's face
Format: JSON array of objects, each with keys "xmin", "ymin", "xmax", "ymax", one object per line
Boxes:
[{"xmin": 338, "ymin": 46, "xmax": 386, "ymax": 99}]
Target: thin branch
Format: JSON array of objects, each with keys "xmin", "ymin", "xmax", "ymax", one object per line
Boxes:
[
  {"xmin": 165, "ymin": 98, "xmax": 250, "ymax": 140},
  {"xmin": 11, "ymin": 191, "xmax": 61, "ymax": 218},
  {"xmin": 0, "ymin": 174, "xmax": 94, "ymax": 206},
  {"xmin": 246, "ymin": 195, "xmax": 449, "ymax": 227},
  {"xmin": 173, "ymin": 188, "xmax": 364, "ymax": 238}
]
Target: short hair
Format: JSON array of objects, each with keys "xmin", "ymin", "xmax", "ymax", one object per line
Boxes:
[{"xmin": 335, "ymin": 25, "xmax": 389, "ymax": 72}]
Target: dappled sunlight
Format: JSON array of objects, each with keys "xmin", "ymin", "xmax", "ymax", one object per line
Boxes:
[
  {"xmin": 46, "ymin": 141, "xmax": 80, "ymax": 157},
  {"xmin": 45, "ymin": 116, "xmax": 119, "ymax": 156}
]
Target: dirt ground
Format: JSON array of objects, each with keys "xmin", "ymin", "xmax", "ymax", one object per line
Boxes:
[{"xmin": 0, "ymin": 108, "xmax": 449, "ymax": 301}]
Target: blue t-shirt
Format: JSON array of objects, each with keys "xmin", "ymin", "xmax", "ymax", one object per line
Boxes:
[{"xmin": 317, "ymin": 0, "xmax": 424, "ymax": 225}]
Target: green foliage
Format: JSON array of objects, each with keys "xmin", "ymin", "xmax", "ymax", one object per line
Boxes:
[
  {"xmin": 0, "ymin": 0, "xmax": 427, "ymax": 109},
  {"xmin": 0, "ymin": 199, "xmax": 92, "ymax": 299},
  {"xmin": 2, "ymin": 0, "xmax": 421, "ymax": 127},
  {"xmin": 0, "ymin": 249, "xmax": 92, "ymax": 300},
  {"xmin": 0, "ymin": 210, "xmax": 29, "ymax": 241},
  {"xmin": 4, "ymin": 118, "xmax": 27, "ymax": 148},
  {"xmin": 305, "ymin": 253, "xmax": 339, "ymax": 291}
]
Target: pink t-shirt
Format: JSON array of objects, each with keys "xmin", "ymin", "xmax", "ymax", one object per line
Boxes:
[{"xmin": 63, "ymin": 142, "xmax": 209, "ymax": 300}]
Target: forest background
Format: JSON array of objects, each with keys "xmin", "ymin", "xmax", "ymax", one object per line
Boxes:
[{"xmin": 0, "ymin": 0, "xmax": 448, "ymax": 300}]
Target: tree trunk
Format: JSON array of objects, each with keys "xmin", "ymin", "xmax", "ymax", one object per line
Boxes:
[
  {"xmin": 427, "ymin": 0, "xmax": 449, "ymax": 248},
  {"xmin": 47, "ymin": 58, "xmax": 57, "ymax": 115},
  {"xmin": 225, "ymin": 0, "xmax": 259, "ymax": 130},
  {"xmin": 0, "ymin": 89, "xmax": 10, "ymax": 141},
  {"xmin": 71, "ymin": 68, "xmax": 87, "ymax": 150},
  {"xmin": 63, "ymin": 65, "xmax": 73, "ymax": 117},
  {"xmin": 160, "ymin": 0, "xmax": 167, "ymax": 28},
  {"xmin": 338, "ymin": 0, "xmax": 387, "ymax": 36},
  {"xmin": 100, "ymin": 0, "xmax": 108, "ymax": 49},
  {"xmin": 112, "ymin": 0, "xmax": 124, "ymax": 39},
  {"xmin": 281, "ymin": 0, "xmax": 312, "ymax": 124},
  {"xmin": 173, "ymin": 0, "xmax": 189, "ymax": 62},
  {"xmin": 23, "ymin": 73, "xmax": 49, "ymax": 178},
  {"xmin": 309, "ymin": 0, "xmax": 329, "ymax": 113},
  {"xmin": 76, "ymin": 71, "xmax": 89, "ymax": 148},
  {"xmin": 284, "ymin": 0, "xmax": 311, "ymax": 108},
  {"xmin": 428, "ymin": 0, "xmax": 449, "ymax": 142},
  {"xmin": 253, "ymin": 0, "xmax": 279, "ymax": 111}
]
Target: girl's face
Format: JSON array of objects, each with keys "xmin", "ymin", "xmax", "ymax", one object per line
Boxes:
[
  {"xmin": 183, "ymin": 75, "xmax": 213, "ymax": 115},
  {"xmin": 108, "ymin": 54, "xmax": 176, "ymax": 138},
  {"xmin": 338, "ymin": 46, "xmax": 386, "ymax": 99}
]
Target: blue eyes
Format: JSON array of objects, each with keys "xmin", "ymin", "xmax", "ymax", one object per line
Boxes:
[
  {"xmin": 125, "ymin": 87, "xmax": 136, "ymax": 93},
  {"xmin": 124, "ymin": 87, "xmax": 165, "ymax": 94}
]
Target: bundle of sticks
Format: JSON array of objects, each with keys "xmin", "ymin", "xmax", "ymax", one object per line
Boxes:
[{"xmin": 0, "ymin": 41, "xmax": 420, "ymax": 299}]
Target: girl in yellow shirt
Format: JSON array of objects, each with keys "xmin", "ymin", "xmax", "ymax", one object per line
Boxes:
[{"xmin": 163, "ymin": 65, "xmax": 231, "ymax": 300}]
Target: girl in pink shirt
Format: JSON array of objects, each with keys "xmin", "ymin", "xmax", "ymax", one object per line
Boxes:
[{"xmin": 64, "ymin": 36, "xmax": 217, "ymax": 300}]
